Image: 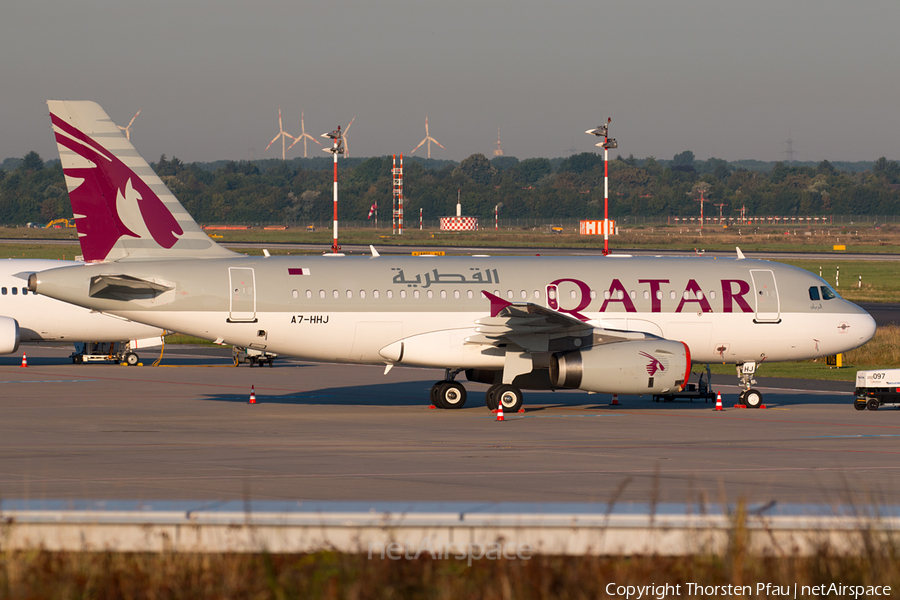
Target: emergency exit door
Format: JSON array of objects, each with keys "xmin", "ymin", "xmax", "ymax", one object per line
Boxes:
[{"xmin": 228, "ymin": 267, "xmax": 257, "ymax": 322}]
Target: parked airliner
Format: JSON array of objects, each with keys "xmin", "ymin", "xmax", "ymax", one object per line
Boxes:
[
  {"xmin": 0, "ymin": 259, "xmax": 163, "ymax": 359},
  {"xmin": 29, "ymin": 101, "xmax": 876, "ymax": 410}
]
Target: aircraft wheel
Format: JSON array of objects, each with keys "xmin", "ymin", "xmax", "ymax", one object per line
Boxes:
[
  {"xmin": 743, "ymin": 388, "xmax": 763, "ymax": 408},
  {"xmin": 124, "ymin": 352, "xmax": 139, "ymax": 366},
  {"xmin": 495, "ymin": 384, "xmax": 524, "ymax": 413},
  {"xmin": 431, "ymin": 381, "xmax": 448, "ymax": 409},
  {"xmin": 867, "ymin": 398, "xmax": 880, "ymax": 411},
  {"xmin": 439, "ymin": 382, "xmax": 467, "ymax": 409},
  {"xmin": 485, "ymin": 385, "xmax": 501, "ymax": 410},
  {"xmin": 854, "ymin": 402, "xmax": 867, "ymax": 411}
]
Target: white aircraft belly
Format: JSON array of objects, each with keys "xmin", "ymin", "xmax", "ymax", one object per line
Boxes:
[{"xmin": 109, "ymin": 305, "xmax": 872, "ymax": 368}]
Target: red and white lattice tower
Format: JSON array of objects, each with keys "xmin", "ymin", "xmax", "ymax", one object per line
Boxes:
[{"xmin": 392, "ymin": 154, "xmax": 404, "ymax": 235}]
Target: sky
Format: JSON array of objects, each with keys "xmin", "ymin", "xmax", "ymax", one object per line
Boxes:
[{"xmin": 2, "ymin": 1, "xmax": 899, "ymax": 165}]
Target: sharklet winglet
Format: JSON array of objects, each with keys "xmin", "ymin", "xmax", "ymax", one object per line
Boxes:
[
  {"xmin": 736, "ymin": 246, "xmax": 745, "ymax": 260},
  {"xmin": 482, "ymin": 290, "xmax": 512, "ymax": 318}
]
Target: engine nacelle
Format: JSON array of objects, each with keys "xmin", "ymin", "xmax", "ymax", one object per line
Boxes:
[
  {"xmin": 0, "ymin": 316, "xmax": 21, "ymax": 355},
  {"xmin": 550, "ymin": 339, "xmax": 690, "ymax": 395}
]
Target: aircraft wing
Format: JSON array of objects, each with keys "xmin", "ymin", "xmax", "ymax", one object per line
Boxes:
[{"xmin": 467, "ymin": 291, "xmax": 654, "ymax": 353}]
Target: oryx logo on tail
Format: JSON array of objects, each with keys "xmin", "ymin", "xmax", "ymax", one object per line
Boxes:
[{"xmin": 50, "ymin": 112, "xmax": 183, "ymax": 262}]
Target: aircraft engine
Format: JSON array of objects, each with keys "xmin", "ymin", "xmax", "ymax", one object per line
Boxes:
[
  {"xmin": 0, "ymin": 316, "xmax": 21, "ymax": 355},
  {"xmin": 550, "ymin": 339, "xmax": 690, "ymax": 395}
]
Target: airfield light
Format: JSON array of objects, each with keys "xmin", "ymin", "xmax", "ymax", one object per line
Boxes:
[
  {"xmin": 585, "ymin": 117, "xmax": 614, "ymax": 255},
  {"xmin": 322, "ymin": 126, "xmax": 344, "ymax": 253}
]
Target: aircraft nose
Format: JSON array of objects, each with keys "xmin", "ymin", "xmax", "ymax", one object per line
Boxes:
[
  {"xmin": 845, "ymin": 304, "xmax": 877, "ymax": 346},
  {"xmin": 856, "ymin": 310, "xmax": 877, "ymax": 344}
]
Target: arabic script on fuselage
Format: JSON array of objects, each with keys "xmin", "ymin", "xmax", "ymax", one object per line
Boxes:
[{"xmin": 391, "ymin": 268, "xmax": 499, "ymax": 289}]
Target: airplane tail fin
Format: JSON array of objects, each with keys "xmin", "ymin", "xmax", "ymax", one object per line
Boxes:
[{"xmin": 47, "ymin": 100, "xmax": 238, "ymax": 262}]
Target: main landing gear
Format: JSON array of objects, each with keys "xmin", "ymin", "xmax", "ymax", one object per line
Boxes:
[
  {"xmin": 430, "ymin": 369, "xmax": 467, "ymax": 409},
  {"xmin": 484, "ymin": 384, "xmax": 524, "ymax": 413},
  {"xmin": 737, "ymin": 361, "xmax": 763, "ymax": 408},
  {"xmin": 429, "ymin": 369, "xmax": 526, "ymax": 413}
]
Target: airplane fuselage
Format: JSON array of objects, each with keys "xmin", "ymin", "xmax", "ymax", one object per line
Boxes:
[
  {"xmin": 0, "ymin": 259, "xmax": 162, "ymax": 346},
  {"xmin": 31, "ymin": 255, "xmax": 875, "ymax": 368}
]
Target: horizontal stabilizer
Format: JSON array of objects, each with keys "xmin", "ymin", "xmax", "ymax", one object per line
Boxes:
[{"xmin": 89, "ymin": 274, "xmax": 173, "ymax": 301}]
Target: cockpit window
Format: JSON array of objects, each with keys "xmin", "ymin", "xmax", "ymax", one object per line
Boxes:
[
  {"xmin": 821, "ymin": 285, "xmax": 836, "ymax": 300},
  {"xmin": 808, "ymin": 286, "xmax": 820, "ymax": 301}
]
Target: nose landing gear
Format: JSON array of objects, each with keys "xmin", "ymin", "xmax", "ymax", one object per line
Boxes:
[{"xmin": 737, "ymin": 361, "xmax": 763, "ymax": 408}]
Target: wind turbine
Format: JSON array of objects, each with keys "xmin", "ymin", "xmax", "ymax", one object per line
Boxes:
[
  {"xmin": 287, "ymin": 111, "xmax": 322, "ymax": 158},
  {"xmin": 265, "ymin": 107, "xmax": 297, "ymax": 160},
  {"xmin": 117, "ymin": 109, "xmax": 141, "ymax": 141},
  {"xmin": 341, "ymin": 116, "xmax": 356, "ymax": 157},
  {"xmin": 411, "ymin": 116, "xmax": 444, "ymax": 159}
]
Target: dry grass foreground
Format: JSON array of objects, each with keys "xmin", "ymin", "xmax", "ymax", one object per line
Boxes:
[{"xmin": 2, "ymin": 544, "xmax": 898, "ymax": 598}]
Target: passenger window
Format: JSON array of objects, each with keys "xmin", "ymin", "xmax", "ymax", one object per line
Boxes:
[
  {"xmin": 453, "ymin": 290, "xmax": 459, "ymax": 299},
  {"xmin": 333, "ymin": 290, "xmax": 339, "ymax": 299},
  {"xmin": 413, "ymin": 290, "xmax": 420, "ymax": 299},
  {"xmin": 670, "ymin": 291, "xmax": 676, "ymax": 300},
  {"xmin": 821, "ymin": 286, "xmax": 836, "ymax": 300},
  {"xmin": 534, "ymin": 291, "xmax": 540, "ymax": 299},
  {"xmin": 467, "ymin": 290, "xmax": 474, "ymax": 299},
  {"xmin": 1, "ymin": 288, "xmax": 6, "ymax": 295},
  {"xmin": 507, "ymin": 290, "xmax": 514, "ymax": 299},
  {"xmin": 643, "ymin": 290, "xmax": 650, "ymax": 300},
  {"xmin": 441, "ymin": 290, "xmax": 447, "ymax": 299},
  {"xmin": 319, "ymin": 290, "xmax": 326, "ymax": 299},
  {"xmin": 373, "ymin": 290, "xmax": 380, "ymax": 299},
  {"xmin": 570, "ymin": 290, "xmax": 577, "ymax": 299},
  {"xmin": 630, "ymin": 291, "xmax": 636, "ymax": 299},
  {"xmin": 400, "ymin": 290, "xmax": 407, "ymax": 299},
  {"xmin": 520, "ymin": 290, "xmax": 527, "ymax": 299},
  {"xmin": 603, "ymin": 291, "xmax": 610, "ymax": 300},
  {"xmin": 360, "ymin": 290, "xmax": 366, "ymax": 299},
  {"xmin": 656, "ymin": 290, "xmax": 663, "ymax": 300},
  {"xmin": 292, "ymin": 290, "xmax": 299, "ymax": 299},
  {"xmin": 387, "ymin": 290, "xmax": 393, "ymax": 299},
  {"xmin": 305, "ymin": 290, "xmax": 312, "ymax": 299},
  {"xmin": 809, "ymin": 286, "xmax": 821, "ymax": 301},
  {"xmin": 11, "ymin": 288, "xmax": 17, "ymax": 296},
  {"xmin": 709, "ymin": 291, "xmax": 717, "ymax": 300},
  {"xmin": 427, "ymin": 290, "xmax": 433, "ymax": 299},
  {"xmin": 346, "ymin": 290, "xmax": 353, "ymax": 299}
]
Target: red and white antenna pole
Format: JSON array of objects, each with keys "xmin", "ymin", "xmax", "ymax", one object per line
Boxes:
[
  {"xmin": 419, "ymin": 207, "xmax": 423, "ymax": 230},
  {"xmin": 586, "ymin": 117, "xmax": 616, "ymax": 256},
  {"xmin": 399, "ymin": 154, "xmax": 404, "ymax": 235},
  {"xmin": 321, "ymin": 125, "xmax": 344, "ymax": 253}
]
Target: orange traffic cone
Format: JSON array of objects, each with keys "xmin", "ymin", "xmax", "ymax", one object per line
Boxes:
[
  {"xmin": 714, "ymin": 391, "xmax": 723, "ymax": 411},
  {"xmin": 20, "ymin": 352, "xmax": 27, "ymax": 368},
  {"xmin": 611, "ymin": 394, "xmax": 619, "ymax": 405},
  {"xmin": 249, "ymin": 385, "xmax": 257, "ymax": 404},
  {"xmin": 496, "ymin": 402, "xmax": 505, "ymax": 421}
]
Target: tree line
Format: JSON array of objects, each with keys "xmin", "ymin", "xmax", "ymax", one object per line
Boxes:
[{"xmin": 1, "ymin": 149, "xmax": 899, "ymax": 226}]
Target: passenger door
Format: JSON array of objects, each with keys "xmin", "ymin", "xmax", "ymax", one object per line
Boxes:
[
  {"xmin": 750, "ymin": 269, "xmax": 780, "ymax": 323},
  {"xmin": 228, "ymin": 267, "xmax": 257, "ymax": 322}
]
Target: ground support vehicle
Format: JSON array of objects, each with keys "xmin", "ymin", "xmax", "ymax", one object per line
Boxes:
[
  {"xmin": 855, "ymin": 369, "xmax": 900, "ymax": 410},
  {"xmin": 70, "ymin": 342, "xmax": 140, "ymax": 366},
  {"xmin": 233, "ymin": 346, "xmax": 277, "ymax": 367}
]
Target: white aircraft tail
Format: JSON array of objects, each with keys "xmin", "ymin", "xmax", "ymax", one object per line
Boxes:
[{"xmin": 48, "ymin": 100, "xmax": 238, "ymax": 262}]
